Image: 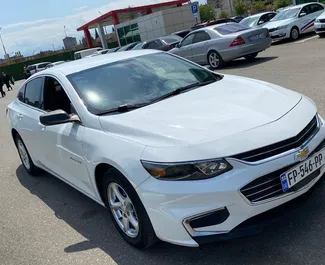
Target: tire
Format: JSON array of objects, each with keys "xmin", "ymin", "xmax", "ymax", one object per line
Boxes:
[
  {"xmin": 290, "ymin": 27, "xmax": 299, "ymax": 41},
  {"xmin": 244, "ymin": 52, "xmax": 258, "ymax": 61},
  {"xmin": 318, "ymin": 33, "xmax": 325, "ymax": 38},
  {"xmin": 207, "ymin": 50, "xmax": 224, "ymax": 69},
  {"xmin": 14, "ymin": 134, "xmax": 42, "ymax": 176},
  {"xmin": 101, "ymin": 168, "xmax": 158, "ymax": 249}
]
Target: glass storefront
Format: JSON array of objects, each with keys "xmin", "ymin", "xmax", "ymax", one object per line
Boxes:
[{"xmin": 117, "ymin": 23, "xmax": 141, "ymax": 46}]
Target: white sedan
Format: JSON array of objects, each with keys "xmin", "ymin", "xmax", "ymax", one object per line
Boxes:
[
  {"xmin": 263, "ymin": 2, "xmax": 324, "ymax": 41},
  {"xmin": 315, "ymin": 11, "xmax": 325, "ymax": 36},
  {"xmin": 7, "ymin": 50, "xmax": 325, "ymax": 248}
]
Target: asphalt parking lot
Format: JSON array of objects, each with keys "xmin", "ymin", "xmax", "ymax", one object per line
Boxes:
[{"xmin": 1, "ymin": 35, "xmax": 325, "ymax": 265}]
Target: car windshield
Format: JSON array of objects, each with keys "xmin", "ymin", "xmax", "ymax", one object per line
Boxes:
[
  {"xmin": 67, "ymin": 53, "xmax": 220, "ymax": 115},
  {"xmin": 214, "ymin": 23, "xmax": 249, "ymax": 35},
  {"xmin": 240, "ymin": 16, "xmax": 259, "ymax": 27},
  {"xmin": 272, "ymin": 7, "xmax": 300, "ymax": 21}
]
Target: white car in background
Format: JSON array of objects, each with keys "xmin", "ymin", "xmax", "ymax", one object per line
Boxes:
[
  {"xmin": 264, "ymin": 2, "xmax": 324, "ymax": 41},
  {"xmin": 7, "ymin": 51, "xmax": 325, "ymax": 248},
  {"xmin": 315, "ymin": 11, "xmax": 325, "ymax": 36},
  {"xmin": 240, "ymin": 12, "xmax": 276, "ymax": 27},
  {"xmin": 27, "ymin": 62, "xmax": 51, "ymax": 75}
]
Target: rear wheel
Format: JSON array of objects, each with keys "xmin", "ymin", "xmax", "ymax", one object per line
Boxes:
[
  {"xmin": 208, "ymin": 51, "xmax": 224, "ymax": 69},
  {"xmin": 101, "ymin": 168, "xmax": 157, "ymax": 248},
  {"xmin": 290, "ymin": 27, "xmax": 299, "ymax": 41},
  {"xmin": 318, "ymin": 33, "xmax": 325, "ymax": 38},
  {"xmin": 15, "ymin": 134, "xmax": 42, "ymax": 176},
  {"xmin": 244, "ymin": 52, "xmax": 258, "ymax": 61}
]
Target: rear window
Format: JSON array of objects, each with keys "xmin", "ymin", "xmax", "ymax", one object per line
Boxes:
[
  {"xmin": 161, "ymin": 36, "xmax": 182, "ymax": 44},
  {"xmin": 214, "ymin": 23, "xmax": 249, "ymax": 35},
  {"xmin": 74, "ymin": 53, "xmax": 82, "ymax": 60},
  {"xmin": 38, "ymin": 63, "xmax": 50, "ymax": 68},
  {"xmin": 27, "ymin": 65, "xmax": 36, "ymax": 70}
]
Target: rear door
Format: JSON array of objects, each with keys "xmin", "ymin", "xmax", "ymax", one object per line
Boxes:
[
  {"xmin": 190, "ymin": 31, "xmax": 212, "ymax": 64},
  {"xmin": 13, "ymin": 77, "xmax": 45, "ymax": 164}
]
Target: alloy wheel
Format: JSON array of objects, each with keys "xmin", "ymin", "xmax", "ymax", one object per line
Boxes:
[
  {"xmin": 17, "ymin": 140, "xmax": 31, "ymax": 170},
  {"xmin": 108, "ymin": 183, "xmax": 139, "ymax": 238},
  {"xmin": 209, "ymin": 52, "xmax": 220, "ymax": 69},
  {"xmin": 291, "ymin": 28, "xmax": 299, "ymax": 40}
]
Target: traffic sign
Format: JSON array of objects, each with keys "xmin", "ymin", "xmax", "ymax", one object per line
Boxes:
[{"xmin": 191, "ymin": 4, "xmax": 199, "ymax": 17}]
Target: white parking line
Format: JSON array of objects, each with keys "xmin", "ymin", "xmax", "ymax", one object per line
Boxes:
[{"xmin": 295, "ymin": 35, "xmax": 318, "ymax": 43}]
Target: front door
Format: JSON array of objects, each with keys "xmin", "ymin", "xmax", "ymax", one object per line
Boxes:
[
  {"xmin": 174, "ymin": 33, "xmax": 194, "ymax": 61},
  {"xmin": 39, "ymin": 76, "xmax": 93, "ymax": 195}
]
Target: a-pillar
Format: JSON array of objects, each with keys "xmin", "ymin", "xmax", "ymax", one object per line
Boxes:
[
  {"xmin": 83, "ymin": 28, "xmax": 93, "ymax": 48},
  {"xmin": 97, "ymin": 23, "xmax": 108, "ymax": 49}
]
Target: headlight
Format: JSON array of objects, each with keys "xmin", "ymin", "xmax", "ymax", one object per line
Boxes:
[
  {"xmin": 315, "ymin": 19, "xmax": 320, "ymax": 23},
  {"xmin": 141, "ymin": 159, "xmax": 232, "ymax": 181},
  {"xmin": 277, "ymin": 25, "xmax": 288, "ymax": 30}
]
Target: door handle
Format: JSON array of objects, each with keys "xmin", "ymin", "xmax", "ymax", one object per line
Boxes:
[{"xmin": 17, "ymin": 113, "xmax": 24, "ymax": 120}]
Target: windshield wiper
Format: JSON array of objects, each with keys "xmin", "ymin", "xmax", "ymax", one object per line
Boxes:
[
  {"xmin": 97, "ymin": 103, "xmax": 149, "ymax": 115},
  {"xmin": 150, "ymin": 80, "xmax": 216, "ymax": 104}
]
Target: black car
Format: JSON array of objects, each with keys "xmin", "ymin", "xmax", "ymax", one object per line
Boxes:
[
  {"xmin": 132, "ymin": 35, "xmax": 183, "ymax": 51},
  {"xmin": 172, "ymin": 30, "xmax": 191, "ymax": 38}
]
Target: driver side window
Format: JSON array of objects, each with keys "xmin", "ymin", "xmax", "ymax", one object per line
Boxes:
[
  {"xmin": 300, "ymin": 6, "xmax": 311, "ymax": 16},
  {"xmin": 43, "ymin": 76, "xmax": 75, "ymax": 115},
  {"xmin": 181, "ymin": 34, "xmax": 194, "ymax": 47}
]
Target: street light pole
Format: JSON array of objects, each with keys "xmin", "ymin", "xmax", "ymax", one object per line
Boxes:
[{"xmin": 0, "ymin": 27, "xmax": 8, "ymax": 60}]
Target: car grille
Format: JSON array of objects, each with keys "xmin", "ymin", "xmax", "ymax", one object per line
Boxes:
[
  {"xmin": 319, "ymin": 19, "xmax": 325, "ymax": 23},
  {"xmin": 240, "ymin": 139, "xmax": 325, "ymax": 203},
  {"xmin": 268, "ymin": 28, "xmax": 276, "ymax": 32},
  {"xmin": 232, "ymin": 116, "xmax": 318, "ymax": 162}
]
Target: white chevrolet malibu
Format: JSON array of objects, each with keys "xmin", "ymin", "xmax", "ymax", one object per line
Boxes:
[{"xmin": 7, "ymin": 50, "xmax": 325, "ymax": 248}]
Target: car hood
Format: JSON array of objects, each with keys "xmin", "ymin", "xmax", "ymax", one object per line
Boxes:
[
  {"xmin": 317, "ymin": 10, "xmax": 325, "ymax": 19},
  {"xmin": 99, "ymin": 75, "xmax": 302, "ymax": 147},
  {"xmin": 263, "ymin": 18, "xmax": 295, "ymax": 29}
]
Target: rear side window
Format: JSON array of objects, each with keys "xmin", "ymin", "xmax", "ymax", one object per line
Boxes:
[
  {"xmin": 310, "ymin": 4, "xmax": 323, "ymax": 13},
  {"xmin": 193, "ymin": 31, "xmax": 211, "ymax": 43},
  {"xmin": 215, "ymin": 24, "xmax": 249, "ymax": 35},
  {"xmin": 24, "ymin": 78, "xmax": 44, "ymax": 109},
  {"xmin": 17, "ymin": 85, "xmax": 25, "ymax": 102},
  {"xmin": 74, "ymin": 53, "xmax": 81, "ymax": 60}
]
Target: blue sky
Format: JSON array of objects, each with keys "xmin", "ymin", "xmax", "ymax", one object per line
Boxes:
[{"xmin": 0, "ymin": 0, "xmax": 206, "ymax": 57}]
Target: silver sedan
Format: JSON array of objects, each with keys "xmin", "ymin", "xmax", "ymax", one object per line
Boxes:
[{"xmin": 169, "ymin": 23, "xmax": 272, "ymax": 69}]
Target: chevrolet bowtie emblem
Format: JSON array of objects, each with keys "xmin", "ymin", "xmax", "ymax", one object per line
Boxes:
[{"xmin": 296, "ymin": 147, "xmax": 309, "ymax": 161}]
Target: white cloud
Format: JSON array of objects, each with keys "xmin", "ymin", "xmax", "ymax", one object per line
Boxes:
[
  {"xmin": 73, "ymin": 5, "xmax": 88, "ymax": 12},
  {"xmin": 0, "ymin": 0, "xmax": 206, "ymax": 57}
]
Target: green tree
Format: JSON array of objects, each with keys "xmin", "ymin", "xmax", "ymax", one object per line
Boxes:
[
  {"xmin": 234, "ymin": 1, "xmax": 248, "ymax": 16},
  {"xmin": 219, "ymin": 10, "xmax": 229, "ymax": 18},
  {"xmin": 251, "ymin": 0, "xmax": 266, "ymax": 13},
  {"xmin": 199, "ymin": 5, "xmax": 216, "ymax": 22},
  {"xmin": 274, "ymin": 0, "xmax": 291, "ymax": 9}
]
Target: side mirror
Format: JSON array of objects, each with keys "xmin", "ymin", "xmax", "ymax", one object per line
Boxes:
[
  {"xmin": 175, "ymin": 43, "xmax": 181, "ymax": 48},
  {"xmin": 40, "ymin": 110, "xmax": 80, "ymax": 126},
  {"xmin": 300, "ymin": 12, "xmax": 306, "ymax": 17},
  {"xmin": 258, "ymin": 20, "xmax": 265, "ymax": 25}
]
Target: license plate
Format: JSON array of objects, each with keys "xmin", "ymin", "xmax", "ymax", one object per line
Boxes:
[
  {"xmin": 249, "ymin": 33, "xmax": 263, "ymax": 41},
  {"xmin": 280, "ymin": 148, "xmax": 325, "ymax": 192}
]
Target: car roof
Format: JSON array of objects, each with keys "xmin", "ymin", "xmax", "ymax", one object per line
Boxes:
[
  {"xmin": 246, "ymin": 11, "xmax": 275, "ymax": 18},
  {"xmin": 36, "ymin": 50, "xmax": 160, "ymax": 76},
  {"xmin": 29, "ymin": 62, "xmax": 50, "ymax": 67},
  {"xmin": 282, "ymin": 2, "xmax": 319, "ymax": 10},
  {"xmin": 190, "ymin": 22, "xmax": 238, "ymax": 33}
]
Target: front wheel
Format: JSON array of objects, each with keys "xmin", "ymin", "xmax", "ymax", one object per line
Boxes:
[
  {"xmin": 290, "ymin": 27, "xmax": 299, "ymax": 41},
  {"xmin": 244, "ymin": 52, "xmax": 258, "ymax": 61},
  {"xmin": 101, "ymin": 168, "xmax": 157, "ymax": 248},
  {"xmin": 15, "ymin": 134, "xmax": 42, "ymax": 176},
  {"xmin": 208, "ymin": 51, "xmax": 224, "ymax": 69}
]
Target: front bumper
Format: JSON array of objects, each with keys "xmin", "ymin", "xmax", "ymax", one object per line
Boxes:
[
  {"xmin": 315, "ymin": 22, "xmax": 325, "ymax": 34},
  {"xmin": 220, "ymin": 38, "xmax": 272, "ymax": 62},
  {"xmin": 268, "ymin": 28, "xmax": 290, "ymax": 40},
  {"xmin": 137, "ymin": 114, "xmax": 325, "ymax": 247}
]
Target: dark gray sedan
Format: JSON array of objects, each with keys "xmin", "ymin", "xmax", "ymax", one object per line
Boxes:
[{"xmin": 169, "ymin": 23, "xmax": 271, "ymax": 69}]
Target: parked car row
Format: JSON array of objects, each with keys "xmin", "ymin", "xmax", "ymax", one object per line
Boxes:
[{"xmin": 241, "ymin": 2, "xmax": 325, "ymax": 39}]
